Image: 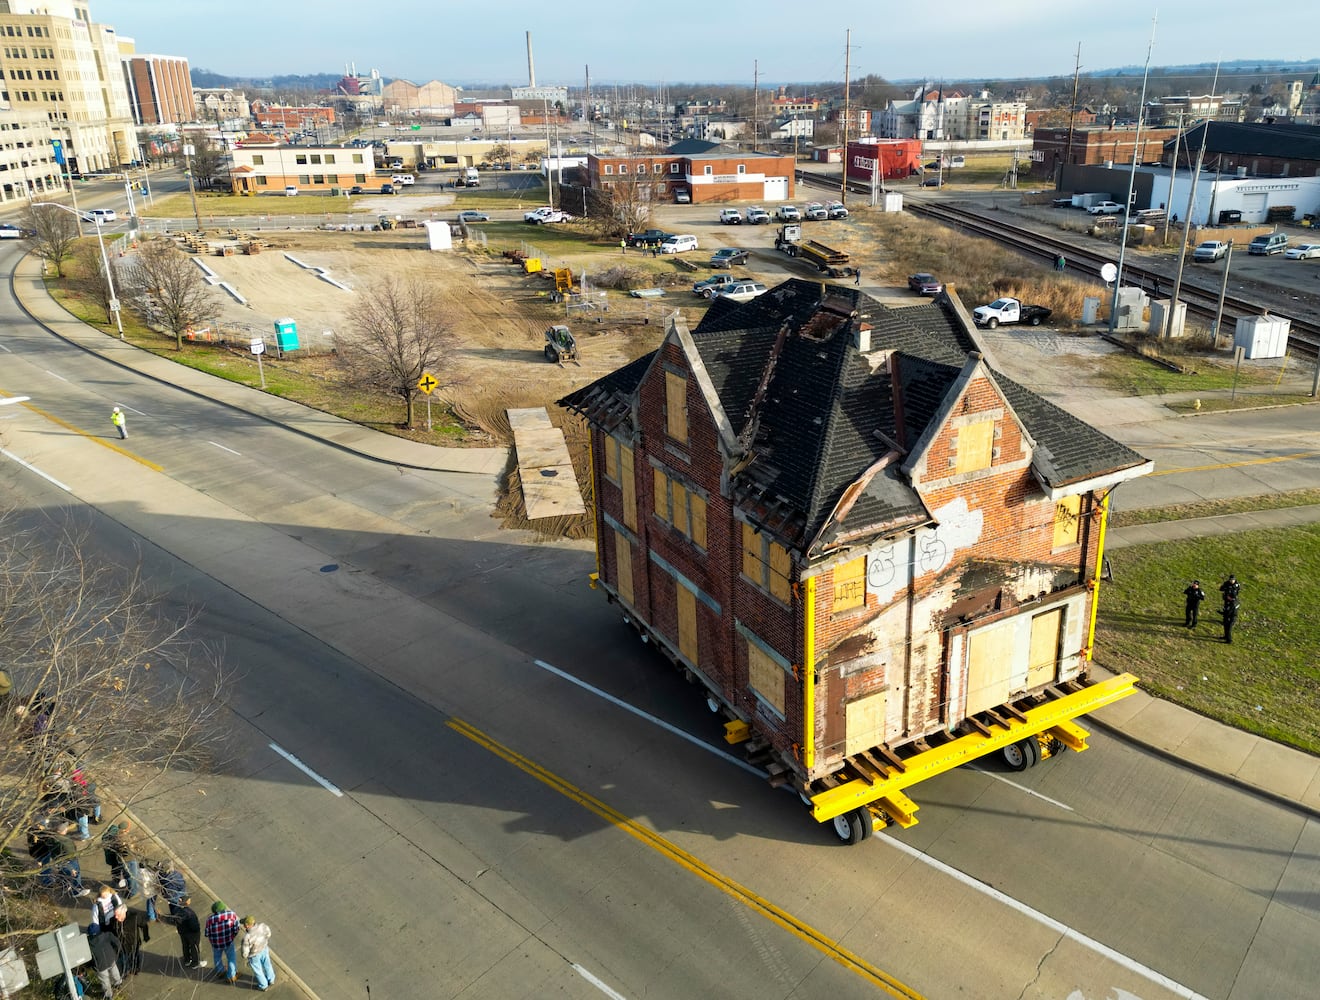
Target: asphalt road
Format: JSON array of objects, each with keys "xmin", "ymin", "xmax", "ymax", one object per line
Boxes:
[{"xmin": 2, "ymin": 241, "xmax": 1319, "ymax": 999}]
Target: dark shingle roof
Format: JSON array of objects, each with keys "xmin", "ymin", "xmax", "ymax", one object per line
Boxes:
[{"xmin": 559, "ymin": 281, "xmax": 1149, "ymax": 551}]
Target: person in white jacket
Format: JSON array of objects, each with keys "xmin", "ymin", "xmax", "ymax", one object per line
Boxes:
[{"xmin": 239, "ymin": 916, "xmax": 275, "ymax": 991}]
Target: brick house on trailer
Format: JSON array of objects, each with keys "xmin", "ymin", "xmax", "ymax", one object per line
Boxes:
[{"xmin": 560, "ymin": 281, "xmax": 1150, "ymax": 837}]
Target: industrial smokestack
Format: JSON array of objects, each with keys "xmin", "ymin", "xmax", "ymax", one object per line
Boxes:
[{"xmin": 526, "ymin": 31, "xmax": 536, "ymax": 88}]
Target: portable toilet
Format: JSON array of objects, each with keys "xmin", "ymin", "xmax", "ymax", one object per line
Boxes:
[{"xmin": 273, "ymin": 317, "xmax": 299, "ymax": 353}]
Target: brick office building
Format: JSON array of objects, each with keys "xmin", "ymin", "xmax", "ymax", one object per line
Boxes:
[
  {"xmin": 122, "ymin": 54, "xmax": 195, "ymax": 125},
  {"xmin": 587, "ymin": 141, "xmax": 795, "ymax": 204},
  {"xmin": 561, "ymin": 282, "xmax": 1149, "ymax": 803}
]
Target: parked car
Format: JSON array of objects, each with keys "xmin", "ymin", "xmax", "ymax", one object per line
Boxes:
[
  {"xmin": 907, "ymin": 272, "xmax": 943, "ymax": 295},
  {"xmin": 457, "ymin": 210, "xmax": 490, "ymax": 223},
  {"xmin": 349, "ymin": 186, "xmax": 365, "ymax": 195},
  {"xmin": 1285, "ymin": 242, "xmax": 1320, "ymax": 260},
  {"xmin": 1087, "ymin": 201, "xmax": 1126, "ymax": 215},
  {"xmin": 776, "ymin": 205, "xmax": 801, "ymax": 222},
  {"xmin": 713, "ymin": 281, "xmax": 768, "ymax": 303},
  {"xmin": 709, "ymin": 248, "xmax": 750, "ymax": 268},
  {"xmin": 803, "ymin": 202, "xmax": 828, "ymax": 221},
  {"xmin": 0, "ymin": 223, "xmax": 24, "ymax": 239},
  {"xmin": 283, "ymin": 186, "xmax": 298, "ymax": 197},
  {"xmin": 826, "ymin": 201, "xmax": 849, "ymax": 219},
  {"xmin": 380, "ymin": 184, "xmax": 396, "ymax": 195},
  {"xmin": 659, "ymin": 234, "xmax": 699, "ymax": 254},
  {"xmin": 745, "ymin": 206, "xmax": 770, "ymax": 224},
  {"xmin": 674, "ymin": 188, "xmax": 691, "ymax": 204},
  {"xmin": 1249, "ymin": 232, "xmax": 1288, "ymax": 255},
  {"xmin": 718, "ymin": 209, "xmax": 743, "ymax": 225},
  {"xmin": 693, "ymin": 273, "xmax": 739, "ymax": 297},
  {"xmin": 1192, "ymin": 240, "xmax": 1229, "ymax": 262}
]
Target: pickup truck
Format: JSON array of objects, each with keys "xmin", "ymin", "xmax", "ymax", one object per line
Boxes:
[
  {"xmin": 745, "ymin": 206, "xmax": 770, "ymax": 224},
  {"xmin": 826, "ymin": 201, "xmax": 849, "ymax": 220},
  {"xmin": 718, "ymin": 209, "xmax": 743, "ymax": 225},
  {"xmin": 693, "ymin": 273, "xmax": 739, "ymax": 298},
  {"xmin": 803, "ymin": 202, "xmax": 828, "ymax": 221},
  {"xmin": 627, "ymin": 228, "xmax": 671, "ymax": 247},
  {"xmin": 1192, "ymin": 240, "xmax": 1229, "ymax": 262},
  {"xmin": 1087, "ymin": 201, "xmax": 1126, "ymax": 215},
  {"xmin": 524, "ymin": 206, "xmax": 573, "ymax": 224},
  {"xmin": 972, "ymin": 297, "xmax": 1052, "ymax": 329}
]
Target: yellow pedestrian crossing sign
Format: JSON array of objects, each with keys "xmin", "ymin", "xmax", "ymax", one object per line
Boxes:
[{"xmin": 417, "ymin": 372, "xmax": 438, "ymax": 395}]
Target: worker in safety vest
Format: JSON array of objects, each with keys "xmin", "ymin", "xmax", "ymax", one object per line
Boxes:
[{"xmin": 110, "ymin": 406, "xmax": 127, "ymax": 439}]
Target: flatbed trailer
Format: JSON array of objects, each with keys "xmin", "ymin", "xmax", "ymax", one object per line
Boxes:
[{"xmin": 774, "ymin": 223, "xmax": 854, "ymax": 277}]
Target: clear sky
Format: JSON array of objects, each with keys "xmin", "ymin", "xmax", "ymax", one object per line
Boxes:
[{"xmin": 98, "ymin": 0, "xmax": 1319, "ymax": 88}]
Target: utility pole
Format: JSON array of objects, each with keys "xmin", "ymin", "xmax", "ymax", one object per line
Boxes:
[
  {"xmin": 182, "ymin": 141, "xmax": 202, "ymax": 231},
  {"xmin": 1161, "ymin": 110, "xmax": 1184, "ymax": 245},
  {"xmin": 1061, "ymin": 43, "xmax": 1082, "ymax": 188},
  {"xmin": 1166, "ymin": 63, "xmax": 1220, "ymax": 341},
  {"xmin": 752, "ymin": 60, "xmax": 759, "ymax": 152},
  {"xmin": 841, "ymin": 28, "xmax": 851, "ymax": 205}
]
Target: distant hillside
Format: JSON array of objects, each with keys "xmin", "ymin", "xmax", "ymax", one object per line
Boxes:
[{"xmin": 191, "ymin": 69, "xmax": 347, "ymax": 92}]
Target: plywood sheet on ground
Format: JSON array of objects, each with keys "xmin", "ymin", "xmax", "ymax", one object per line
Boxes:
[{"xmin": 508, "ymin": 407, "xmax": 586, "ymax": 519}]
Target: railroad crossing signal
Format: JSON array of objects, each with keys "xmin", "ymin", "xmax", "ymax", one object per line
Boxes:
[{"xmin": 417, "ymin": 372, "xmax": 438, "ymax": 395}]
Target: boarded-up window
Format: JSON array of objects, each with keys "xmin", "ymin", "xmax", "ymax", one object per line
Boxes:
[
  {"xmin": 742, "ymin": 523, "xmax": 792, "ymax": 603},
  {"xmin": 676, "ymin": 583, "xmax": 698, "ymax": 664},
  {"xmin": 845, "ymin": 691, "xmax": 887, "ymax": 755},
  {"xmin": 665, "ymin": 370, "xmax": 688, "ymax": 443},
  {"xmin": 1027, "ymin": 608, "xmax": 1063, "ymax": 688},
  {"xmin": 966, "ymin": 618, "xmax": 1015, "ymax": 716},
  {"xmin": 652, "ymin": 467, "xmax": 706, "ymax": 549},
  {"xmin": 1053, "ymin": 495, "xmax": 1081, "ymax": 549},
  {"xmin": 620, "ymin": 444, "xmax": 636, "ymax": 530},
  {"xmin": 603, "ymin": 436, "xmax": 620, "ymax": 483},
  {"xmin": 613, "ymin": 530, "xmax": 634, "ymax": 606},
  {"xmin": 747, "ymin": 641, "xmax": 786, "ymax": 716},
  {"xmin": 955, "ymin": 419, "xmax": 994, "ymax": 474},
  {"xmin": 833, "ymin": 557, "xmax": 866, "ymax": 612}
]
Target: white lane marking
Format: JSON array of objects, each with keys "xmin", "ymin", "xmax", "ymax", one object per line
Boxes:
[
  {"xmin": 268, "ymin": 742, "xmax": 343, "ymax": 797},
  {"xmin": 881, "ymin": 836, "xmax": 1209, "ymax": 999},
  {"xmin": 207, "ymin": 441, "xmax": 241, "ymax": 456},
  {"xmin": 572, "ymin": 964, "xmax": 629, "ymax": 1000},
  {"xmin": 532, "ymin": 659, "xmax": 764, "ymax": 778},
  {"xmin": 44, "ymin": 369, "xmax": 69, "ymax": 382},
  {"xmin": 0, "ymin": 342, "xmax": 11, "ymax": 352},
  {"xmin": 536, "ymin": 657, "xmax": 1204, "ymax": 999},
  {"xmin": 0, "ymin": 447, "xmax": 71, "ymax": 492},
  {"xmin": 119, "ymin": 403, "xmax": 148, "ymax": 416},
  {"xmin": 966, "ymin": 765, "xmax": 1074, "ymax": 811}
]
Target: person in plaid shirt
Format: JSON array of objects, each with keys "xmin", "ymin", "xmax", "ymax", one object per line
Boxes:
[{"xmin": 204, "ymin": 900, "xmax": 241, "ymax": 983}]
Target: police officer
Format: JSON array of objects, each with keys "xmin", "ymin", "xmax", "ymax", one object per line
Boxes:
[{"xmin": 1182, "ymin": 580, "xmax": 1206, "ymax": 627}]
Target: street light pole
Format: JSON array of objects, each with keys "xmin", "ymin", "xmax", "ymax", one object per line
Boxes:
[
  {"xmin": 34, "ymin": 201, "xmax": 122, "ymax": 339},
  {"xmin": 182, "ymin": 142, "xmax": 203, "ymax": 231}
]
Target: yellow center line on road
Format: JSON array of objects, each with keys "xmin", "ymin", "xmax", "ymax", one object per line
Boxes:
[
  {"xmin": 446, "ymin": 717, "xmax": 925, "ymax": 1000},
  {"xmin": 9, "ymin": 396, "xmax": 163, "ymax": 472},
  {"xmin": 1149, "ymin": 451, "xmax": 1319, "ymax": 476}
]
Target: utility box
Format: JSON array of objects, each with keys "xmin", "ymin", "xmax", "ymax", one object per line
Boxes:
[
  {"xmin": 1082, "ymin": 296, "xmax": 1101, "ymax": 324},
  {"xmin": 1149, "ymin": 299, "xmax": 1186, "ymax": 338},
  {"xmin": 1112, "ymin": 287, "xmax": 1147, "ymax": 331},
  {"xmin": 273, "ymin": 317, "xmax": 299, "ymax": 352},
  {"xmin": 1234, "ymin": 315, "xmax": 1290, "ymax": 359}
]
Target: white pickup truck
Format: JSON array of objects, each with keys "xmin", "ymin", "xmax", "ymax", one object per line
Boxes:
[
  {"xmin": 972, "ymin": 297, "xmax": 1053, "ymax": 329},
  {"xmin": 1087, "ymin": 201, "xmax": 1126, "ymax": 215},
  {"xmin": 524, "ymin": 206, "xmax": 573, "ymax": 224}
]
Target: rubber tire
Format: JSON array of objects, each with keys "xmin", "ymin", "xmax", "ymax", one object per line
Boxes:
[
  {"xmin": 832, "ymin": 809, "xmax": 867, "ymax": 845},
  {"xmin": 1003, "ymin": 737, "xmax": 1040, "ymax": 772},
  {"xmin": 544, "ymin": 344, "xmax": 557, "ymax": 363},
  {"xmin": 987, "ymin": 317, "xmax": 999, "ymax": 330},
  {"xmin": 1029, "ymin": 314, "xmax": 1042, "ymax": 326}
]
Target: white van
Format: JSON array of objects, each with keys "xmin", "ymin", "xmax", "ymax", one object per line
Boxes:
[
  {"xmin": 659, "ymin": 234, "xmax": 699, "ymax": 254},
  {"xmin": 463, "ymin": 167, "xmax": 480, "ymax": 187}
]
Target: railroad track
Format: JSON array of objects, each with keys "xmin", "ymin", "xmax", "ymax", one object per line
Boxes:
[{"xmin": 906, "ymin": 198, "xmax": 1320, "ymax": 360}]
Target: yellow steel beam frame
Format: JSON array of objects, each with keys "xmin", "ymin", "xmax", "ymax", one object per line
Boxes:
[
  {"xmin": 810, "ymin": 672, "xmax": 1138, "ymax": 824},
  {"xmin": 803, "ymin": 576, "xmax": 817, "ymax": 771},
  {"xmin": 1085, "ymin": 490, "xmax": 1111, "ymax": 661}
]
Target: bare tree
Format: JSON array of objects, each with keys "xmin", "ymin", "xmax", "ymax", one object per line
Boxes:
[
  {"xmin": 189, "ymin": 138, "xmax": 228, "ymax": 191},
  {"xmin": 337, "ymin": 276, "xmax": 460, "ymax": 428},
  {"xmin": 21, "ymin": 204, "xmax": 80, "ymax": 278},
  {"xmin": 121, "ymin": 237, "xmax": 219, "ymax": 350},
  {"xmin": 72, "ymin": 240, "xmax": 118, "ymax": 326},
  {"xmin": 0, "ymin": 515, "xmax": 228, "ymax": 944}
]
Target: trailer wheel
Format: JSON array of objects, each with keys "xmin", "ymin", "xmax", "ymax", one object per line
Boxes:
[
  {"xmin": 1002, "ymin": 737, "xmax": 1040, "ymax": 772},
  {"xmin": 832, "ymin": 807, "xmax": 872, "ymax": 845},
  {"xmin": 986, "ymin": 317, "xmax": 999, "ymax": 330},
  {"xmin": 544, "ymin": 344, "xmax": 558, "ymax": 363}
]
